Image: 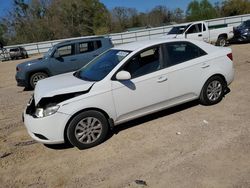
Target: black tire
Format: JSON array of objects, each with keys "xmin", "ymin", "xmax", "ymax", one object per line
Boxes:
[
  {"xmin": 216, "ymin": 36, "xmax": 227, "ymax": 47},
  {"xmin": 67, "ymin": 111, "xmax": 109, "ymax": 149},
  {"xmin": 200, "ymin": 76, "xmax": 226, "ymax": 105},
  {"xmin": 29, "ymin": 72, "xmax": 48, "ymax": 89}
]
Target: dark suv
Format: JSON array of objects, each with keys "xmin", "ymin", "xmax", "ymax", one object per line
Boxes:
[
  {"xmin": 10, "ymin": 47, "xmax": 28, "ymax": 60},
  {"xmin": 232, "ymin": 20, "xmax": 250, "ymax": 43},
  {"xmin": 15, "ymin": 37, "xmax": 113, "ymax": 89}
]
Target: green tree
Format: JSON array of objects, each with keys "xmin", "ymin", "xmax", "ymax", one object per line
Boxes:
[
  {"xmin": 186, "ymin": 0, "xmax": 217, "ymax": 21},
  {"xmin": 147, "ymin": 5, "xmax": 172, "ymax": 26},
  {"xmin": 111, "ymin": 7, "xmax": 141, "ymax": 32},
  {"xmin": 0, "ymin": 22, "xmax": 7, "ymax": 46},
  {"xmin": 4, "ymin": 0, "xmax": 110, "ymax": 44},
  {"xmin": 220, "ymin": 0, "xmax": 250, "ymax": 16},
  {"xmin": 171, "ymin": 8, "xmax": 184, "ymax": 23}
]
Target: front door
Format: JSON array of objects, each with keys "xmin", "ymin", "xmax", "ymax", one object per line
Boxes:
[
  {"xmin": 185, "ymin": 23, "xmax": 204, "ymax": 41},
  {"xmin": 111, "ymin": 45, "xmax": 171, "ymax": 123},
  {"xmin": 49, "ymin": 44, "xmax": 79, "ymax": 75}
]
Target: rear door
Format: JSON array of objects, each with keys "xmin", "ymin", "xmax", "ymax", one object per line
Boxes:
[
  {"xmin": 162, "ymin": 41, "xmax": 208, "ymax": 102},
  {"xmin": 111, "ymin": 45, "xmax": 172, "ymax": 123},
  {"xmin": 76, "ymin": 40, "xmax": 105, "ymax": 69}
]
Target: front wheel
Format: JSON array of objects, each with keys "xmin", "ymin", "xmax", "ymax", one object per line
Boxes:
[
  {"xmin": 29, "ymin": 72, "xmax": 48, "ymax": 89},
  {"xmin": 67, "ymin": 111, "xmax": 109, "ymax": 149},
  {"xmin": 200, "ymin": 76, "xmax": 226, "ymax": 105}
]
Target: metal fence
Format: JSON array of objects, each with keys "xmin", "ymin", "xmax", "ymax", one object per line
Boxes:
[{"xmin": 2, "ymin": 13, "xmax": 250, "ymax": 58}]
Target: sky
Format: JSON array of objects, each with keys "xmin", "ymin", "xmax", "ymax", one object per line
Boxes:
[{"xmin": 0, "ymin": 0, "xmax": 219, "ymax": 18}]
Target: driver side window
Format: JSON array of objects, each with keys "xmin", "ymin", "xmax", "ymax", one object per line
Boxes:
[
  {"xmin": 56, "ymin": 44, "xmax": 74, "ymax": 57},
  {"xmin": 123, "ymin": 46, "xmax": 161, "ymax": 79},
  {"xmin": 186, "ymin": 24, "xmax": 202, "ymax": 34}
]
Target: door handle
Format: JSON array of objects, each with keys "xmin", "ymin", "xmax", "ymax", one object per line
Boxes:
[
  {"xmin": 198, "ymin": 34, "xmax": 202, "ymax": 37},
  {"xmin": 201, "ymin": 64, "xmax": 210, "ymax": 68},
  {"xmin": 70, "ymin": 59, "xmax": 77, "ymax": 61},
  {"xmin": 157, "ymin": 76, "xmax": 168, "ymax": 83},
  {"xmin": 93, "ymin": 54, "xmax": 99, "ymax": 57}
]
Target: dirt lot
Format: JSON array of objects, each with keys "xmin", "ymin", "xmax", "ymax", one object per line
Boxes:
[{"xmin": 0, "ymin": 44, "xmax": 250, "ymax": 188}]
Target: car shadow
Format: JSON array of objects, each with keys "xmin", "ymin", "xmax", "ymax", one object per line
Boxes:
[
  {"xmin": 43, "ymin": 142, "xmax": 74, "ymax": 150},
  {"xmin": 23, "ymin": 87, "xmax": 33, "ymax": 91}
]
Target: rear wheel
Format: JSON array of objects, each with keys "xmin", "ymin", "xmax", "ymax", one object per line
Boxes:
[
  {"xmin": 67, "ymin": 111, "xmax": 109, "ymax": 149},
  {"xmin": 29, "ymin": 72, "xmax": 48, "ymax": 89},
  {"xmin": 216, "ymin": 36, "xmax": 227, "ymax": 47},
  {"xmin": 200, "ymin": 76, "xmax": 226, "ymax": 105}
]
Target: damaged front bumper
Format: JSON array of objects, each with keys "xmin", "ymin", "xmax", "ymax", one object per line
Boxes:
[
  {"xmin": 23, "ymin": 96, "xmax": 71, "ymax": 144},
  {"xmin": 23, "ymin": 111, "xmax": 70, "ymax": 144}
]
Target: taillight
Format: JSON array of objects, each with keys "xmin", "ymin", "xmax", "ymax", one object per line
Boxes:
[{"xmin": 227, "ymin": 53, "xmax": 233, "ymax": 61}]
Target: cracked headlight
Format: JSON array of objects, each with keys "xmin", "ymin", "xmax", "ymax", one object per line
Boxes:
[{"xmin": 35, "ymin": 105, "xmax": 60, "ymax": 118}]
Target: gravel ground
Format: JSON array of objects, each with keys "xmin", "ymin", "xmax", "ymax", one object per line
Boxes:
[{"xmin": 0, "ymin": 44, "xmax": 250, "ymax": 188}]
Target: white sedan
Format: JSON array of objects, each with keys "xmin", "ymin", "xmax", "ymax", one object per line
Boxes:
[{"xmin": 23, "ymin": 39, "xmax": 234, "ymax": 149}]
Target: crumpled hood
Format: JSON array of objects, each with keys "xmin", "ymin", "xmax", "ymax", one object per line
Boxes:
[{"xmin": 34, "ymin": 72, "xmax": 95, "ymax": 105}]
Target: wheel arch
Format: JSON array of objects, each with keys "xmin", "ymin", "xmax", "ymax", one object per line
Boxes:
[
  {"xmin": 63, "ymin": 107, "xmax": 111, "ymax": 143},
  {"xmin": 26, "ymin": 69, "xmax": 51, "ymax": 86},
  {"xmin": 200, "ymin": 73, "xmax": 227, "ymax": 96},
  {"xmin": 218, "ymin": 33, "xmax": 228, "ymax": 40}
]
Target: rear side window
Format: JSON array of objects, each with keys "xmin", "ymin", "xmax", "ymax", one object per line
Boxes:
[
  {"xmin": 96, "ymin": 40, "xmax": 102, "ymax": 48},
  {"xmin": 164, "ymin": 42, "xmax": 207, "ymax": 67},
  {"xmin": 79, "ymin": 40, "xmax": 102, "ymax": 54},
  {"xmin": 79, "ymin": 42, "xmax": 94, "ymax": 53}
]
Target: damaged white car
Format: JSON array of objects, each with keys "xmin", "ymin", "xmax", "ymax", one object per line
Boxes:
[{"xmin": 23, "ymin": 39, "xmax": 234, "ymax": 149}]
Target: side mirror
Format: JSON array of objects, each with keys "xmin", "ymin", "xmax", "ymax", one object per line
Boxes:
[{"xmin": 116, "ymin": 71, "xmax": 131, "ymax": 81}]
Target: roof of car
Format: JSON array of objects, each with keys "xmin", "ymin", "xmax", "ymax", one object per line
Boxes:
[
  {"xmin": 113, "ymin": 38, "xmax": 210, "ymax": 51},
  {"xmin": 56, "ymin": 36, "xmax": 107, "ymax": 46}
]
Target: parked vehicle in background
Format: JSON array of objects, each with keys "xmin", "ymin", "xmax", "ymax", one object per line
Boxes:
[
  {"xmin": 9, "ymin": 47, "xmax": 28, "ymax": 60},
  {"xmin": 0, "ymin": 47, "xmax": 10, "ymax": 62},
  {"xmin": 15, "ymin": 36, "xmax": 113, "ymax": 89},
  {"xmin": 231, "ymin": 20, "xmax": 250, "ymax": 43},
  {"xmin": 23, "ymin": 38, "xmax": 234, "ymax": 149},
  {"xmin": 166, "ymin": 21, "xmax": 234, "ymax": 47}
]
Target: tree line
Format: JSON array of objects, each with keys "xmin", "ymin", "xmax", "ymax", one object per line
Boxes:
[{"xmin": 0, "ymin": 0, "xmax": 250, "ymax": 46}]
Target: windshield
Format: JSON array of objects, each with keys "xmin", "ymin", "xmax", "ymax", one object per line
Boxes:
[
  {"xmin": 44, "ymin": 47, "xmax": 54, "ymax": 58},
  {"xmin": 239, "ymin": 21, "xmax": 250, "ymax": 28},
  {"xmin": 75, "ymin": 49, "xmax": 131, "ymax": 81},
  {"xmin": 168, "ymin": 25, "xmax": 190, "ymax": 35}
]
